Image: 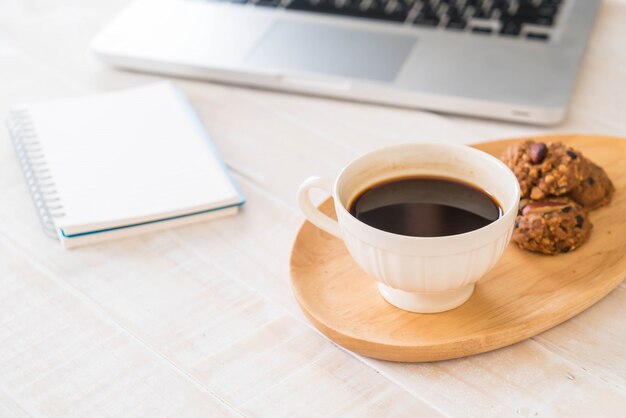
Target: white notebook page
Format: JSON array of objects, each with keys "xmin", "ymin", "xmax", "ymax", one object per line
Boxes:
[{"xmin": 17, "ymin": 82, "xmax": 242, "ymax": 235}]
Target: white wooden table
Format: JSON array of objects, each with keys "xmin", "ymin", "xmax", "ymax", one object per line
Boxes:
[{"xmin": 1, "ymin": 1, "xmax": 625, "ymax": 416}]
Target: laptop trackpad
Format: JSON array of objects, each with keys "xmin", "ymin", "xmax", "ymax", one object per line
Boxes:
[{"xmin": 245, "ymin": 21, "xmax": 416, "ymax": 82}]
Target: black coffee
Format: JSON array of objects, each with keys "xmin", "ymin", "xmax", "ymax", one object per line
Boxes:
[{"xmin": 349, "ymin": 176, "xmax": 502, "ymax": 237}]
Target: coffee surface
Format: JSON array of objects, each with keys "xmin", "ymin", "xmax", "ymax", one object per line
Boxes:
[{"xmin": 349, "ymin": 176, "xmax": 501, "ymax": 237}]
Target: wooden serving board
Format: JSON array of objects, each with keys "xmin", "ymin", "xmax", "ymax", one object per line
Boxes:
[{"xmin": 290, "ymin": 135, "xmax": 626, "ymax": 362}]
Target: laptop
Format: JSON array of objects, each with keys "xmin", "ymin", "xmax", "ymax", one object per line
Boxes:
[{"xmin": 91, "ymin": 0, "xmax": 600, "ymax": 125}]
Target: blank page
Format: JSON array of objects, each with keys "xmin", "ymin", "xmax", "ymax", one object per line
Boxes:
[{"xmin": 15, "ymin": 82, "xmax": 242, "ymax": 235}]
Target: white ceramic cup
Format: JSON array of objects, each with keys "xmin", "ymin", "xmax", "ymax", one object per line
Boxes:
[{"xmin": 297, "ymin": 142, "xmax": 520, "ymax": 313}]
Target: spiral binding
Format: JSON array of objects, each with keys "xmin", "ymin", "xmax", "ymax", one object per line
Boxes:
[{"xmin": 7, "ymin": 109, "xmax": 65, "ymax": 240}]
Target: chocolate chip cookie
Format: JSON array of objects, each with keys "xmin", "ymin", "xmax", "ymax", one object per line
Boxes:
[
  {"xmin": 513, "ymin": 198, "xmax": 592, "ymax": 255},
  {"xmin": 501, "ymin": 140, "xmax": 590, "ymax": 200},
  {"xmin": 569, "ymin": 162, "xmax": 615, "ymax": 210}
]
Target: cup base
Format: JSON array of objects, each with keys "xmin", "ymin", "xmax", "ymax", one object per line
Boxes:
[{"xmin": 377, "ymin": 283, "xmax": 475, "ymax": 313}]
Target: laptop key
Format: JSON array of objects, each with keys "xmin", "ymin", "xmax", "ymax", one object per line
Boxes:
[
  {"xmin": 500, "ymin": 20, "xmax": 521, "ymax": 36},
  {"xmin": 473, "ymin": 8, "xmax": 493, "ymax": 19},
  {"xmin": 328, "ymin": 2, "xmax": 363, "ymax": 17},
  {"xmin": 537, "ymin": 6, "xmax": 559, "ymax": 16},
  {"xmin": 445, "ymin": 6, "xmax": 468, "ymax": 30},
  {"xmin": 286, "ymin": 0, "xmax": 333, "ymax": 12},
  {"xmin": 254, "ymin": 0, "xmax": 280, "ymax": 6},
  {"xmin": 526, "ymin": 32, "xmax": 550, "ymax": 41},
  {"xmin": 472, "ymin": 26, "xmax": 492, "ymax": 34},
  {"xmin": 505, "ymin": 4, "xmax": 556, "ymax": 26},
  {"xmin": 446, "ymin": 19, "xmax": 467, "ymax": 30},
  {"xmin": 541, "ymin": 0, "xmax": 562, "ymax": 6},
  {"xmin": 359, "ymin": 0, "xmax": 384, "ymax": 12},
  {"xmin": 413, "ymin": 5, "xmax": 440, "ymax": 27},
  {"xmin": 414, "ymin": 14, "xmax": 440, "ymax": 27},
  {"xmin": 382, "ymin": 0, "xmax": 409, "ymax": 22}
]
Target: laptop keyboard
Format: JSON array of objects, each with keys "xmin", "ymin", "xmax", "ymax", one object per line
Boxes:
[{"xmin": 217, "ymin": 0, "xmax": 565, "ymax": 41}]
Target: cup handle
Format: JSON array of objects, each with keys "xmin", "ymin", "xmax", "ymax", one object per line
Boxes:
[{"xmin": 297, "ymin": 176, "xmax": 342, "ymax": 239}]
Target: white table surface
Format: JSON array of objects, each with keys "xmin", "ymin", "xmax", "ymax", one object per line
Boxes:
[{"xmin": 1, "ymin": 1, "xmax": 625, "ymax": 417}]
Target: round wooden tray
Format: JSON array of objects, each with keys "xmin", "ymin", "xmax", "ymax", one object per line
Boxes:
[{"xmin": 290, "ymin": 135, "xmax": 626, "ymax": 362}]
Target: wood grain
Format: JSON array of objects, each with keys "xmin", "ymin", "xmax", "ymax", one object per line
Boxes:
[{"xmin": 290, "ymin": 135, "xmax": 626, "ymax": 362}]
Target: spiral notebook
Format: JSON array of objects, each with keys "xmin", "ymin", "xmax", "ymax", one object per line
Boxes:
[{"xmin": 6, "ymin": 82, "xmax": 245, "ymax": 249}]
